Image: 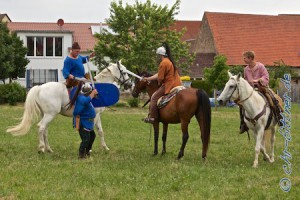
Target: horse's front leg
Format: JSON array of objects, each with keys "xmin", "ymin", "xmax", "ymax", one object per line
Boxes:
[
  {"xmin": 269, "ymin": 127, "xmax": 276, "ymax": 163},
  {"xmin": 177, "ymin": 121, "xmax": 189, "ymax": 160},
  {"xmin": 162, "ymin": 123, "xmax": 168, "ymax": 155},
  {"xmin": 253, "ymin": 127, "xmax": 264, "ymax": 168},
  {"xmin": 94, "ymin": 113, "xmax": 109, "ymax": 151},
  {"xmin": 153, "ymin": 122, "xmax": 159, "ymax": 156}
]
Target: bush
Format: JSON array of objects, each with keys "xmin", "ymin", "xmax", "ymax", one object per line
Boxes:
[
  {"xmin": 127, "ymin": 98, "xmax": 139, "ymax": 107},
  {"xmin": 191, "ymin": 80, "xmax": 213, "ymax": 96},
  {"xmin": 0, "ymin": 82, "xmax": 26, "ymax": 105}
]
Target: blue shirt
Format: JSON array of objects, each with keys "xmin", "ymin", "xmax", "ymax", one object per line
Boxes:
[
  {"xmin": 62, "ymin": 55, "xmax": 89, "ymax": 79},
  {"xmin": 73, "ymin": 94, "xmax": 96, "ymax": 130}
]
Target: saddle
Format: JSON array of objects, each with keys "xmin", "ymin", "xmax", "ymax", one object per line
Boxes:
[
  {"xmin": 157, "ymin": 86, "xmax": 185, "ymax": 109},
  {"xmin": 65, "ymin": 73, "xmax": 91, "ymax": 88},
  {"xmin": 256, "ymin": 83, "xmax": 284, "ymax": 126}
]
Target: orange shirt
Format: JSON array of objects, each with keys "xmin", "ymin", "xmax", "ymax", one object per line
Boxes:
[{"xmin": 157, "ymin": 57, "xmax": 182, "ymax": 94}]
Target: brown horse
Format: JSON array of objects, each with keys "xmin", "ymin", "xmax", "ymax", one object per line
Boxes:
[{"xmin": 132, "ymin": 72, "xmax": 211, "ymax": 160}]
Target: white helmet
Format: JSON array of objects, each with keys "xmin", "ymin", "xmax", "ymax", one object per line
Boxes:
[
  {"xmin": 81, "ymin": 82, "xmax": 92, "ymax": 95},
  {"xmin": 156, "ymin": 46, "xmax": 166, "ymax": 56}
]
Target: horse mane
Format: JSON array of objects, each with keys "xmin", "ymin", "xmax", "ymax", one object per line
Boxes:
[{"xmin": 66, "ymin": 81, "xmax": 84, "ymax": 110}]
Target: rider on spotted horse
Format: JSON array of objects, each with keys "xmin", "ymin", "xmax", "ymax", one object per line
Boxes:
[{"xmin": 239, "ymin": 51, "xmax": 283, "ymax": 134}]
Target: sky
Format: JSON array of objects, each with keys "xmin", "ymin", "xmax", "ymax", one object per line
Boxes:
[{"xmin": 2, "ymin": 0, "xmax": 300, "ymax": 23}]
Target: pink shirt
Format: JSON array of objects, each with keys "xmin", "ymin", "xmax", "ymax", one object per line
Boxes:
[{"xmin": 244, "ymin": 62, "xmax": 269, "ymax": 87}]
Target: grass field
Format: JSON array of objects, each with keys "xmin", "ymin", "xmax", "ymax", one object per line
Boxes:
[{"xmin": 0, "ymin": 103, "xmax": 299, "ymax": 199}]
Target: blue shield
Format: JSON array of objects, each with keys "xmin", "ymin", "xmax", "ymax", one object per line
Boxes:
[{"xmin": 70, "ymin": 83, "xmax": 120, "ymax": 107}]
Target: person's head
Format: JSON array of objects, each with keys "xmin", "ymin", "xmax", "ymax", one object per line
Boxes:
[
  {"xmin": 71, "ymin": 42, "xmax": 81, "ymax": 57},
  {"xmin": 156, "ymin": 46, "xmax": 166, "ymax": 64},
  {"xmin": 81, "ymin": 82, "xmax": 92, "ymax": 96},
  {"xmin": 243, "ymin": 51, "xmax": 255, "ymax": 64}
]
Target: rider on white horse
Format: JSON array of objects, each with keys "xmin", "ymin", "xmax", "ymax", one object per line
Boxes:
[
  {"xmin": 239, "ymin": 51, "xmax": 269, "ymax": 134},
  {"xmin": 62, "ymin": 42, "xmax": 95, "ymax": 88},
  {"xmin": 240, "ymin": 51, "xmax": 283, "ymax": 134}
]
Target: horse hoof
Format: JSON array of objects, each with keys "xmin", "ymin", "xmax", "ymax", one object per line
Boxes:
[
  {"xmin": 103, "ymin": 146, "xmax": 110, "ymax": 151},
  {"xmin": 161, "ymin": 150, "xmax": 166, "ymax": 155},
  {"xmin": 38, "ymin": 149, "xmax": 45, "ymax": 154},
  {"xmin": 46, "ymin": 149, "xmax": 53, "ymax": 153},
  {"xmin": 252, "ymin": 164, "xmax": 258, "ymax": 168}
]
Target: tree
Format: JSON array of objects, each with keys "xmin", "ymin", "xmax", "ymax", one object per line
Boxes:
[
  {"xmin": 203, "ymin": 55, "xmax": 229, "ymax": 109},
  {"xmin": 0, "ymin": 22, "xmax": 29, "ymax": 83},
  {"xmin": 267, "ymin": 60, "xmax": 297, "ymax": 91},
  {"xmin": 94, "ymin": 0, "xmax": 194, "ymax": 73}
]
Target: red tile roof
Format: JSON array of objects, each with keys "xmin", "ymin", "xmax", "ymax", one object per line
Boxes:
[
  {"xmin": 7, "ymin": 22, "xmax": 101, "ymax": 51},
  {"xmin": 204, "ymin": 12, "xmax": 300, "ymax": 67},
  {"xmin": 170, "ymin": 20, "xmax": 201, "ymax": 42},
  {"xmin": 7, "ymin": 20, "xmax": 200, "ymax": 53}
]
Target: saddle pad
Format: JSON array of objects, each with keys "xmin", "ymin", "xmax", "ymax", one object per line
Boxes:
[
  {"xmin": 157, "ymin": 86, "xmax": 185, "ymax": 109},
  {"xmin": 70, "ymin": 83, "xmax": 120, "ymax": 107}
]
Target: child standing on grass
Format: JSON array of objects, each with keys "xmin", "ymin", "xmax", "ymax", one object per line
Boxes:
[{"xmin": 73, "ymin": 83, "xmax": 98, "ymax": 159}]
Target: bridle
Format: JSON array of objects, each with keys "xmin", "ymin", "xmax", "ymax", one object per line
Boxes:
[
  {"xmin": 228, "ymin": 78, "xmax": 254, "ymax": 105},
  {"xmin": 106, "ymin": 62, "xmax": 131, "ymax": 88}
]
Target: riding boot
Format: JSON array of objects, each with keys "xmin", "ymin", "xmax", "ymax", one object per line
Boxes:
[{"xmin": 239, "ymin": 106, "xmax": 249, "ymax": 134}]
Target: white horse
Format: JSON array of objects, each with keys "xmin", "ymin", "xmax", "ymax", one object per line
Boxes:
[
  {"xmin": 217, "ymin": 72, "xmax": 280, "ymax": 168},
  {"xmin": 7, "ymin": 61, "xmax": 132, "ymax": 153}
]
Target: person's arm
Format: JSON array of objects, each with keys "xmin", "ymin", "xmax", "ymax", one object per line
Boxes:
[
  {"xmin": 62, "ymin": 58, "xmax": 73, "ymax": 79},
  {"xmin": 258, "ymin": 65, "xmax": 269, "ymax": 86},
  {"xmin": 144, "ymin": 73, "xmax": 158, "ymax": 81}
]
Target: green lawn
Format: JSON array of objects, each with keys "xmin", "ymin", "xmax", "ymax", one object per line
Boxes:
[{"xmin": 0, "ymin": 104, "xmax": 299, "ymax": 199}]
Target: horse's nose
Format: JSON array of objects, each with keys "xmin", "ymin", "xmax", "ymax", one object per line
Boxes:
[{"xmin": 218, "ymin": 99, "xmax": 223, "ymax": 106}]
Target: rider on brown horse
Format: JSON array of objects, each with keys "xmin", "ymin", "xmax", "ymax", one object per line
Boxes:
[{"xmin": 142, "ymin": 43, "xmax": 182, "ymax": 124}]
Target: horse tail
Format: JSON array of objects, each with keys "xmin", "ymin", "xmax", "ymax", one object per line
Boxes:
[
  {"xmin": 6, "ymin": 86, "xmax": 42, "ymax": 136},
  {"xmin": 195, "ymin": 89, "xmax": 211, "ymax": 159}
]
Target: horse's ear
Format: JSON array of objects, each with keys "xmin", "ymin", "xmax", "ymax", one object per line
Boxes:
[
  {"xmin": 118, "ymin": 59, "xmax": 122, "ymax": 65},
  {"xmin": 237, "ymin": 72, "xmax": 241, "ymax": 81},
  {"xmin": 228, "ymin": 71, "xmax": 233, "ymax": 77}
]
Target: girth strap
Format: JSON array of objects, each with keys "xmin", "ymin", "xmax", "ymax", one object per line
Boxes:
[{"xmin": 244, "ymin": 103, "xmax": 267, "ymax": 126}]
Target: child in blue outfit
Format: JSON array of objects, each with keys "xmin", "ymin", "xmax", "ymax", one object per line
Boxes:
[{"xmin": 73, "ymin": 83, "xmax": 98, "ymax": 159}]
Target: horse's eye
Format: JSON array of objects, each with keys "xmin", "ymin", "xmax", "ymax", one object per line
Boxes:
[{"xmin": 229, "ymin": 85, "xmax": 234, "ymax": 88}]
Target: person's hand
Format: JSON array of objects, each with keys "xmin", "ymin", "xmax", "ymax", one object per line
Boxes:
[
  {"xmin": 89, "ymin": 52, "xmax": 96, "ymax": 59},
  {"xmin": 90, "ymin": 89, "xmax": 98, "ymax": 98},
  {"xmin": 68, "ymin": 74, "xmax": 74, "ymax": 79}
]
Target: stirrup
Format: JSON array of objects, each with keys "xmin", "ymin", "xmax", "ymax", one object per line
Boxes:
[{"xmin": 142, "ymin": 117, "xmax": 155, "ymax": 124}]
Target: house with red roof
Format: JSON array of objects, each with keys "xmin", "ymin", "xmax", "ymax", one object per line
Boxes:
[
  {"xmin": 7, "ymin": 20, "xmax": 104, "ymax": 87},
  {"xmin": 7, "ymin": 19, "xmax": 200, "ymax": 88},
  {"xmin": 193, "ymin": 12, "xmax": 300, "ymax": 77}
]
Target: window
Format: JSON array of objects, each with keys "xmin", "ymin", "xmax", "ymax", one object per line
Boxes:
[
  {"xmin": 55, "ymin": 37, "xmax": 62, "ymax": 56},
  {"xmin": 27, "ymin": 37, "xmax": 34, "ymax": 56},
  {"xmin": 36, "ymin": 37, "xmax": 44, "ymax": 56},
  {"xmin": 46, "ymin": 37, "xmax": 53, "ymax": 56},
  {"xmin": 27, "ymin": 69, "xmax": 58, "ymax": 87},
  {"xmin": 26, "ymin": 36, "xmax": 63, "ymax": 57}
]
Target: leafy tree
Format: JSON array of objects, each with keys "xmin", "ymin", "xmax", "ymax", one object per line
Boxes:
[
  {"xmin": 229, "ymin": 65, "xmax": 244, "ymax": 76},
  {"xmin": 267, "ymin": 60, "xmax": 297, "ymax": 91},
  {"xmin": 203, "ymin": 55, "xmax": 229, "ymax": 109},
  {"xmin": 0, "ymin": 22, "xmax": 29, "ymax": 83},
  {"xmin": 204, "ymin": 55, "xmax": 229, "ymax": 92},
  {"xmin": 94, "ymin": 0, "xmax": 194, "ymax": 73}
]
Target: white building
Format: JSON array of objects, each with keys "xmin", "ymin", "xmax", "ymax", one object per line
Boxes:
[{"xmin": 7, "ymin": 20, "xmax": 105, "ymax": 88}]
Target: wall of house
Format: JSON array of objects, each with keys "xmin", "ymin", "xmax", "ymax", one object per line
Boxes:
[
  {"xmin": 193, "ymin": 16, "xmax": 216, "ymax": 54},
  {"xmin": 16, "ymin": 32, "xmax": 98, "ymax": 87}
]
